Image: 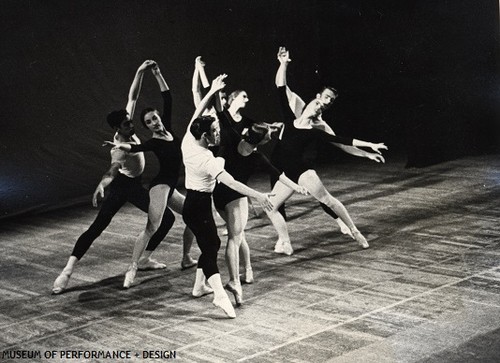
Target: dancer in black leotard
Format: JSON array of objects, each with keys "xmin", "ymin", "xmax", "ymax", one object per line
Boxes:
[
  {"xmin": 52, "ymin": 60, "xmax": 168, "ymax": 294},
  {"xmin": 267, "ymin": 47, "xmax": 388, "ymax": 255},
  {"xmin": 105, "ymin": 63, "xmax": 196, "ymax": 288},
  {"xmin": 214, "ymin": 104, "xmax": 307, "ymax": 305}
]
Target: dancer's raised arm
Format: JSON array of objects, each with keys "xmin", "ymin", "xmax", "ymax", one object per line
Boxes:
[
  {"xmin": 275, "ymin": 47, "xmax": 306, "ymax": 118},
  {"xmin": 192, "ymin": 56, "xmax": 209, "ymax": 107},
  {"xmin": 189, "ymin": 74, "xmax": 227, "ymax": 127},
  {"xmin": 126, "ymin": 60, "xmax": 156, "ymax": 118}
]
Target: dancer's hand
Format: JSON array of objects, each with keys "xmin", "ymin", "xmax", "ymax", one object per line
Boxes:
[
  {"xmin": 277, "ymin": 47, "xmax": 291, "ymax": 63},
  {"xmin": 195, "ymin": 56, "xmax": 206, "ymax": 68},
  {"xmin": 367, "ymin": 153, "xmax": 385, "ymax": 163},
  {"xmin": 92, "ymin": 185, "xmax": 105, "ymax": 207},
  {"xmin": 151, "ymin": 63, "xmax": 161, "ymax": 76},
  {"xmin": 138, "ymin": 59, "xmax": 156, "ymax": 72},
  {"xmin": 369, "ymin": 142, "xmax": 388, "ymax": 154},
  {"xmin": 210, "ymin": 74, "xmax": 227, "ymax": 93},
  {"xmin": 255, "ymin": 193, "xmax": 274, "ymax": 212},
  {"xmin": 294, "ymin": 185, "xmax": 309, "ymax": 195},
  {"xmin": 102, "ymin": 141, "xmax": 117, "ymax": 148}
]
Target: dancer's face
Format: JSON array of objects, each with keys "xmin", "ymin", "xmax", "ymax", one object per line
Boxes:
[
  {"xmin": 117, "ymin": 115, "xmax": 135, "ymax": 137},
  {"xmin": 143, "ymin": 111, "xmax": 164, "ymax": 133},
  {"xmin": 316, "ymin": 88, "xmax": 337, "ymax": 110},
  {"xmin": 231, "ymin": 91, "xmax": 249, "ymax": 110},
  {"xmin": 205, "ymin": 120, "xmax": 221, "ymax": 146},
  {"xmin": 302, "ymin": 89, "xmax": 337, "ymax": 120}
]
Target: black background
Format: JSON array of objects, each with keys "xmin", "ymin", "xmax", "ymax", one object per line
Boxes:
[{"xmin": 0, "ymin": 0, "xmax": 498, "ymax": 218}]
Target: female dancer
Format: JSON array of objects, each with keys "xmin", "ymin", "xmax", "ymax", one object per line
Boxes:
[
  {"xmin": 104, "ymin": 63, "xmax": 196, "ymax": 288},
  {"xmin": 182, "ymin": 74, "xmax": 273, "ymax": 318},
  {"xmin": 52, "ymin": 60, "xmax": 176, "ymax": 294},
  {"xmin": 213, "ymin": 91, "xmax": 308, "ymax": 305},
  {"xmin": 267, "ymin": 47, "xmax": 388, "ymax": 255}
]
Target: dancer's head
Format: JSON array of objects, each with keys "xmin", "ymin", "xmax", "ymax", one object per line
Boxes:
[
  {"xmin": 140, "ymin": 108, "xmax": 165, "ymax": 133},
  {"xmin": 190, "ymin": 115, "xmax": 220, "ymax": 146},
  {"xmin": 302, "ymin": 86, "xmax": 338, "ymax": 121},
  {"xmin": 107, "ymin": 109, "xmax": 135, "ymax": 136},
  {"xmin": 227, "ymin": 90, "xmax": 249, "ymax": 110},
  {"xmin": 238, "ymin": 123, "xmax": 273, "ymax": 156}
]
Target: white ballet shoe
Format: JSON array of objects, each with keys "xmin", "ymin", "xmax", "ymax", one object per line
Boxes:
[
  {"xmin": 353, "ymin": 230, "xmax": 369, "ymax": 249},
  {"xmin": 336, "ymin": 218, "xmax": 354, "ymax": 239},
  {"xmin": 123, "ymin": 263, "xmax": 138, "ymax": 288},
  {"xmin": 242, "ymin": 268, "xmax": 254, "ymax": 284},
  {"xmin": 137, "ymin": 258, "xmax": 166, "ymax": 270},
  {"xmin": 52, "ymin": 270, "xmax": 72, "ymax": 294},
  {"xmin": 225, "ymin": 282, "xmax": 243, "ymax": 306},
  {"xmin": 274, "ymin": 239, "xmax": 284, "ymax": 253},
  {"xmin": 282, "ymin": 240, "xmax": 294, "ymax": 256},
  {"xmin": 192, "ymin": 284, "xmax": 214, "ymax": 298},
  {"xmin": 212, "ymin": 295, "xmax": 236, "ymax": 318}
]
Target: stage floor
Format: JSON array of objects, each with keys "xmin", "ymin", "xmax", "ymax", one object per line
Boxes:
[{"xmin": 1, "ymin": 155, "xmax": 499, "ymax": 362}]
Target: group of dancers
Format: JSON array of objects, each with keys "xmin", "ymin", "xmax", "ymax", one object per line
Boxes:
[{"xmin": 52, "ymin": 47, "xmax": 387, "ymax": 319}]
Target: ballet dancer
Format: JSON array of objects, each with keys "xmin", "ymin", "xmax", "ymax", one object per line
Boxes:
[
  {"xmin": 104, "ymin": 62, "xmax": 197, "ymax": 288},
  {"xmin": 181, "ymin": 74, "xmax": 273, "ymax": 318},
  {"xmin": 267, "ymin": 47, "xmax": 387, "ymax": 255}
]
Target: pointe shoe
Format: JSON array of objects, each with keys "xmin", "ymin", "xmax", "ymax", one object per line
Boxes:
[
  {"xmin": 336, "ymin": 218, "xmax": 354, "ymax": 239},
  {"xmin": 181, "ymin": 256, "xmax": 198, "ymax": 270},
  {"xmin": 123, "ymin": 263, "xmax": 138, "ymax": 289},
  {"xmin": 274, "ymin": 239, "xmax": 284, "ymax": 254},
  {"xmin": 282, "ymin": 240, "xmax": 294, "ymax": 256},
  {"xmin": 225, "ymin": 282, "xmax": 243, "ymax": 306},
  {"xmin": 242, "ymin": 268, "xmax": 254, "ymax": 284},
  {"xmin": 353, "ymin": 230, "xmax": 369, "ymax": 249},
  {"xmin": 213, "ymin": 295, "xmax": 236, "ymax": 318},
  {"xmin": 137, "ymin": 258, "xmax": 166, "ymax": 270},
  {"xmin": 192, "ymin": 284, "xmax": 214, "ymax": 298},
  {"xmin": 52, "ymin": 270, "xmax": 72, "ymax": 294}
]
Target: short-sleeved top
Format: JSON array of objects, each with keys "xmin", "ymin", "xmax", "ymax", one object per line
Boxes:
[
  {"xmin": 111, "ymin": 133, "xmax": 145, "ymax": 178},
  {"xmin": 128, "ymin": 90, "xmax": 182, "ymax": 187},
  {"xmin": 181, "ymin": 131, "xmax": 225, "ymax": 193}
]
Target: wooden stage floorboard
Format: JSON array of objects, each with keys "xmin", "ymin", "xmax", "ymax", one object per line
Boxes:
[{"xmin": 0, "ymin": 155, "xmax": 499, "ymax": 362}]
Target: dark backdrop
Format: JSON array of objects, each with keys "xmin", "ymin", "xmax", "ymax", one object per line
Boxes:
[{"xmin": 1, "ymin": 0, "xmax": 498, "ymax": 219}]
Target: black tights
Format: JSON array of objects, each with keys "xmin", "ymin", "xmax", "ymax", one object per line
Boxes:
[
  {"xmin": 182, "ymin": 190, "xmax": 220, "ymax": 279},
  {"xmin": 71, "ymin": 174, "xmax": 171, "ymax": 260}
]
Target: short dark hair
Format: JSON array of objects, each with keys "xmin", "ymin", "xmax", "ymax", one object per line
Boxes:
[
  {"xmin": 190, "ymin": 115, "xmax": 215, "ymax": 140},
  {"xmin": 243, "ymin": 123, "xmax": 268, "ymax": 145},
  {"xmin": 140, "ymin": 107, "xmax": 157, "ymax": 128},
  {"xmin": 320, "ymin": 86, "xmax": 338, "ymax": 98},
  {"xmin": 106, "ymin": 109, "xmax": 128, "ymax": 129}
]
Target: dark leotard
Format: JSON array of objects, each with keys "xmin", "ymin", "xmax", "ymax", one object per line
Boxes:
[
  {"xmin": 271, "ymin": 86, "xmax": 354, "ymax": 183},
  {"xmin": 129, "ymin": 91, "xmax": 182, "ymax": 191}
]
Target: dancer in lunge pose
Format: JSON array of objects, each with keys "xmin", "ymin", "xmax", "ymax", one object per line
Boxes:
[
  {"xmin": 52, "ymin": 61, "xmax": 193, "ymax": 294},
  {"xmin": 104, "ymin": 62, "xmax": 197, "ymax": 288},
  {"xmin": 267, "ymin": 47, "xmax": 387, "ymax": 255},
  {"xmin": 181, "ymin": 74, "xmax": 273, "ymax": 318},
  {"xmin": 272, "ymin": 47, "xmax": 386, "ymax": 239}
]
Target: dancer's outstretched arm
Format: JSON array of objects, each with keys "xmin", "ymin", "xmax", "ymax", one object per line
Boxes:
[{"xmin": 333, "ymin": 143, "xmax": 386, "ymax": 163}]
